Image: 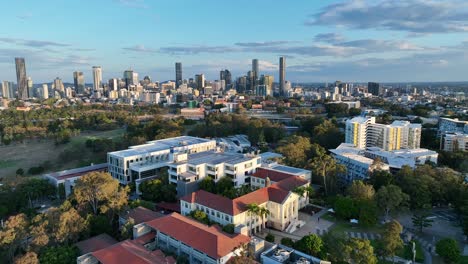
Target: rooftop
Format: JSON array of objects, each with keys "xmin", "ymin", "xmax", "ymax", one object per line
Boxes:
[
  {"xmin": 42, "ymin": 163, "xmax": 108, "ymax": 182},
  {"xmin": 176, "ymin": 150, "xmax": 255, "ymax": 166},
  {"xmin": 121, "ymin": 206, "xmax": 163, "ymax": 225},
  {"xmin": 75, "ymin": 233, "xmax": 118, "ymax": 254},
  {"xmin": 92, "ymin": 240, "xmax": 176, "ymax": 264},
  {"xmin": 109, "ymin": 136, "xmax": 215, "ymax": 158},
  {"xmin": 145, "ymin": 213, "xmax": 250, "ymax": 259}
]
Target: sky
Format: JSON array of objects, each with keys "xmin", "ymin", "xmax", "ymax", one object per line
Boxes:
[{"xmin": 1, "ymin": 0, "xmax": 468, "ymax": 83}]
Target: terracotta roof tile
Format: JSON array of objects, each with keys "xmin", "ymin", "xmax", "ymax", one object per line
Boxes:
[
  {"xmin": 125, "ymin": 206, "xmax": 163, "ymax": 224},
  {"xmin": 251, "ymin": 168, "xmax": 296, "ymax": 182},
  {"xmin": 75, "ymin": 233, "xmax": 118, "ymax": 254},
  {"xmin": 92, "ymin": 240, "xmax": 175, "ymax": 264},
  {"xmin": 145, "ymin": 213, "xmax": 250, "ymax": 259}
]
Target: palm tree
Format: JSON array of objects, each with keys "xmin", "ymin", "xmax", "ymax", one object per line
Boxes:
[
  {"xmin": 257, "ymin": 206, "xmax": 270, "ymax": 230},
  {"xmin": 246, "ymin": 203, "xmax": 259, "ymax": 235}
]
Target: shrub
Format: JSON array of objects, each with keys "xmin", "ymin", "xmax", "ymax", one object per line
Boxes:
[
  {"xmin": 265, "ymin": 233, "xmax": 275, "ymax": 243},
  {"xmin": 222, "ymin": 224, "xmax": 235, "ymax": 234},
  {"xmin": 281, "ymin": 238, "xmax": 294, "ymax": 247}
]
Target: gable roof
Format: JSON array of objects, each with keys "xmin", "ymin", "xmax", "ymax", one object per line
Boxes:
[
  {"xmin": 145, "ymin": 213, "xmax": 250, "ymax": 259},
  {"xmin": 75, "ymin": 233, "xmax": 118, "ymax": 254},
  {"xmin": 92, "ymin": 240, "xmax": 176, "ymax": 264},
  {"xmin": 181, "ymin": 176, "xmax": 308, "ymax": 216},
  {"xmin": 250, "ymin": 167, "xmax": 296, "ymax": 182}
]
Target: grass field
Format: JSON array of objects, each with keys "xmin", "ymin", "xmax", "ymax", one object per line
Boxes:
[{"xmin": 0, "ymin": 128, "xmax": 125, "ymax": 178}]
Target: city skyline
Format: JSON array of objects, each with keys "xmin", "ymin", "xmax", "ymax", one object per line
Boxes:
[{"xmin": 1, "ymin": 0, "xmax": 468, "ymax": 83}]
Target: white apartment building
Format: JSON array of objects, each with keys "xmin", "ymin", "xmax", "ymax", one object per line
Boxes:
[
  {"xmin": 330, "ymin": 143, "xmax": 390, "ymax": 184},
  {"xmin": 180, "ymin": 175, "xmax": 309, "ymax": 234},
  {"xmin": 364, "ymin": 147, "xmax": 438, "ymax": 170},
  {"xmin": 441, "ymin": 133, "xmax": 468, "ymax": 152},
  {"xmin": 167, "ymin": 150, "xmax": 261, "ymax": 196},
  {"xmin": 107, "ymin": 136, "xmax": 216, "ymax": 184},
  {"xmin": 345, "ymin": 116, "xmax": 421, "ymax": 151}
]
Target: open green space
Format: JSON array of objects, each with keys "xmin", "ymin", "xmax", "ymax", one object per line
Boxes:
[{"xmin": 0, "ymin": 159, "xmax": 17, "ymax": 169}]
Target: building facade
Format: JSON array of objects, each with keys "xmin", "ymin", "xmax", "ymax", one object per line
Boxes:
[
  {"xmin": 73, "ymin": 71, "xmax": 85, "ymax": 94},
  {"xmin": 279, "ymin": 57, "xmax": 285, "ymax": 96},
  {"xmin": 15, "ymin": 57, "xmax": 28, "ymax": 99},
  {"xmin": 441, "ymin": 133, "xmax": 468, "ymax": 152},
  {"xmin": 175, "ymin": 62, "xmax": 182, "ymax": 87},
  {"xmin": 92, "ymin": 66, "xmax": 102, "ymax": 92}
]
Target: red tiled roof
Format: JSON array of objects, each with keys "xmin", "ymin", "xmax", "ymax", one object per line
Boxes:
[
  {"xmin": 145, "ymin": 213, "xmax": 250, "ymax": 259},
  {"xmin": 92, "ymin": 240, "xmax": 176, "ymax": 264},
  {"xmin": 251, "ymin": 167, "xmax": 296, "ymax": 182},
  {"xmin": 181, "ymin": 175, "xmax": 308, "ymax": 216},
  {"xmin": 75, "ymin": 233, "xmax": 118, "ymax": 254},
  {"xmin": 133, "ymin": 231, "xmax": 156, "ymax": 246},
  {"xmin": 126, "ymin": 206, "xmax": 163, "ymax": 224}
]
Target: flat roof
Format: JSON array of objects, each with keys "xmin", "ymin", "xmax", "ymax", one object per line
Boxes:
[
  {"xmin": 109, "ymin": 136, "xmax": 215, "ymax": 158},
  {"xmin": 42, "ymin": 163, "xmax": 108, "ymax": 182},
  {"xmin": 178, "ymin": 151, "xmax": 254, "ymax": 166},
  {"xmin": 259, "ymin": 152, "xmax": 283, "ymax": 160},
  {"xmin": 270, "ymin": 165, "xmax": 309, "ymax": 175}
]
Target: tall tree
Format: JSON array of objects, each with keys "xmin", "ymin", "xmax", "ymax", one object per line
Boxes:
[
  {"xmin": 375, "ymin": 185, "xmax": 409, "ymax": 221},
  {"xmin": 246, "ymin": 203, "xmax": 259, "ymax": 235},
  {"xmin": 55, "ymin": 208, "xmax": 87, "ymax": 245},
  {"xmin": 347, "ymin": 180, "xmax": 375, "ymax": 200},
  {"xmin": 73, "ymin": 172, "xmax": 127, "ymax": 215},
  {"xmin": 411, "ymin": 212, "xmax": 433, "ymax": 233},
  {"xmin": 14, "ymin": 252, "xmax": 39, "ymax": 264},
  {"xmin": 343, "ymin": 238, "xmax": 378, "ymax": 264},
  {"xmin": 310, "ymin": 153, "xmax": 346, "ymax": 195},
  {"xmin": 294, "ymin": 234, "xmax": 323, "ymax": 256},
  {"xmin": 380, "ymin": 220, "xmax": 403, "ymax": 262},
  {"xmin": 368, "ymin": 169, "xmax": 394, "ymax": 191},
  {"xmin": 198, "ymin": 176, "xmax": 215, "ymax": 193},
  {"xmin": 0, "ymin": 214, "xmax": 29, "ymax": 261},
  {"xmin": 276, "ymin": 136, "xmax": 311, "ymax": 168}
]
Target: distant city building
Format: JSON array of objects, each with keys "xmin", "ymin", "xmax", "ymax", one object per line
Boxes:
[
  {"xmin": 73, "ymin": 71, "xmax": 85, "ymax": 94},
  {"xmin": 252, "ymin": 59, "xmax": 259, "ymax": 88},
  {"xmin": 41, "ymin": 84, "xmax": 49, "ymax": 99},
  {"xmin": 195, "ymin": 74, "xmax": 205, "ymax": 90},
  {"xmin": 108, "ymin": 78, "xmax": 119, "ymax": 91},
  {"xmin": 1, "ymin": 81, "xmax": 11, "ymax": 98},
  {"xmin": 123, "ymin": 69, "xmax": 133, "ymax": 87},
  {"xmin": 345, "ymin": 116, "xmax": 422, "ymax": 151},
  {"xmin": 261, "ymin": 75, "xmax": 274, "ymax": 96},
  {"xmin": 92, "ymin": 66, "xmax": 102, "ymax": 93},
  {"xmin": 27, "ymin": 77, "xmax": 33, "ymax": 97},
  {"xmin": 367, "ymin": 82, "xmax": 383, "ymax": 96},
  {"xmin": 15, "ymin": 57, "xmax": 28, "ymax": 99},
  {"xmin": 441, "ymin": 133, "xmax": 468, "ymax": 152},
  {"xmin": 220, "ymin": 69, "xmax": 232, "ymax": 87},
  {"xmin": 279, "ymin": 56, "xmax": 286, "ymax": 96},
  {"xmin": 132, "ymin": 72, "xmax": 139, "ymax": 86},
  {"xmin": 53, "ymin": 77, "xmax": 64, "ymax": 93},
  {"xmin": 175, "ymin": 62, "xmax": 182, "ymax": 87}
]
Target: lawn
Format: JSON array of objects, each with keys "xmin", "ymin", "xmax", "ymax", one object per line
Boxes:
[{"xmin": 324, "ymin": 212, "xmax": 385, "ymax": 235}]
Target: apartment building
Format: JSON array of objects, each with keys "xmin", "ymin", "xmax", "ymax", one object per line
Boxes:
[
  {"xmin": 439, "ymin": 117, "xmax": 468, "ymax": 135},
  {"xmin": 441, "ymin": 133, "xmax": 468, "ymax": 152},
  {"xmin": 180, "ymin": 176, "xmax": 309, "ymax": 234},
  {"xmin": 134, "ymin": 213, "xmax": 250, "ymax": 264},
  {"xmin": 345, "ymin": 116, "xmax": 421, "ymax": 151},
  {"xmin": 107, "ymin": 136, "xmax": 216, "ymax": 184}
]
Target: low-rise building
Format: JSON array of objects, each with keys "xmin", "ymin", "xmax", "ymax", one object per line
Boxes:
[
  {"xmin": 134, "ymin": 213, "xmax": 250, "ymax": 264},
  {"xmin": 42, "ymin": 163, "xmax": 108, "ymax": 197},
  {"xmin": 261, "ymin": 244, "xmax": 331, "ymax": 264},
  {"xmin": 439, "ymin": 117, "xmax": 468, "ymax": 135},
  {"xmin": 180, "ymin": 176, "xmax": 309, "ymax": 234}
]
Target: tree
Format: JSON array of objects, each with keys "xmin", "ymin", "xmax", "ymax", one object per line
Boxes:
[
  {"xmin": 246, "ymin": 203, "xmax": 259, "ymax": 235},
  {"xmin": 375, "ymin": 185, "xmax": 409, "ymax": 221},
  {"xmin": 281, "ymin": 238, "xmax": 295, "ymax": 247},
  {"xmin": 334, "ymin": 196, "xmax": 357, "ymax": 220},
  {"xmin": 0, "ymin": 213, "xmax": 29, "ymax": 261},
  {"xmin": 55, "ymin": 208, "xmax": 87, "ymax": 244},
  {"xmin": 436, "ymin": 238, "xmax": 460, "ymax": 264},
  {"xmin": 73, "ymin": 172, "xmax": 127, "ymax": 215},
  {"xmin": 16, "ymin": 168, "xmax": 24, "ymax": 176},
  {"xmin": 380, "ymin": 220, "xmax": 403, "ymax": 261},
  {"xmin": 343, "ymin": 238, "xmax": 378, "ymax": 264},
  {"xmin": 39, "ymin": 245, "xmax": 79, "ymax": 264},
  {"xmin": 294, "ymin": 234, "xmax": 323, "ymax": 256},
  {"xmin": 265, "ymin": 233, "xmax": 275, "ymax": 242},
  {"xmin": 257, "ymin": 206, "xmax": 270, "ymax": 229},
  {"xmin": 411, "ymin": 212, "xmax": 433, "ymax": 233},
  {"xmin": 347, "ymin": 180, "xmax": 375, "ymax": 200},
  {"xmin": 368, "ymin": 170, "xmax": 394, "ymax": 191},
  {"xmin": 120, "ymin": 218, "xmax": 135, "ymax": 240},
  {"xmin": 14, "ymin": 252, "xmax": 39, "ymax": 264},
  {"xmin": 276, "ymin": 136, "xmax": 311, "ymax": 168},
  {"xmin": 198, "ymin": 176, "xmax": 215, "ymax": 193},
  {"xmin": 310, "ymin": 152, "xmax": 346, "ymax": 196}
]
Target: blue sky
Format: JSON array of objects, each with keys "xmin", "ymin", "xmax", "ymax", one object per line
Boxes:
[{"xmin": 1, "ymin": 0, "xmax": 468, "ymax": 83}]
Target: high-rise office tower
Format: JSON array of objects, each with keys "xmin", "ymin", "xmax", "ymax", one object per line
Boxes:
[
  {"xmin": 27, "ymin": 77, "xmax": 33, "ymax": 97},
  {"xmin": 261, "ymin": 75, "xmax": 274, "ymax": 96},
  {"xmin": 123, "ymin": 69, "xmax": 133, "ymax": 87},
  {"xmin": 1, "ymin": 81, "xmax": 10, "ymax": 98},
  {"xmin": 73, "ymin": 71, "xmax": 85, "ymax": 94},
  {"xmin": 175, "ymin": 62, "xmax": 182, "ymax": 87},
  {"xmin": 252, "ymin": 59, "xmax": 259, "ymax": 75},
  {"xmin": 368, "ymin": 82, "xmax": 383, "ymax": 96},
  {"xmin": 53, "ymin": 77, "xmax": 64, "ymax": 93},
  {"xmin": 132, "ymin": 72, "xmax": 139, "ymax": 86},
  {"xmin": 15, "ymin": 57, "xmax": 28, "ymax": 99},
  {"xmin": 279, "ymin": 57, "xmax": 286, "ymax": 96},
  {"xmin": 92, "ymin": 66, "xmax": 102, "ymax": 92},
  {"xmin": 236, "ymin": 76, "xmax": 247, "ymax": 94},
  {"xmin": 41, "ymin": 84, "xmax": 49, "ymax": 99},
  {"xmin": 220, "ymin": 69, "xmax": 232, "ymax": 87},
  {"xmin": 109, "ymin": 78, "xmax": 119, "ymax": 91},
  {"xmin": 195, "ymin": 74, "xmax": 205, "ymax": 90}
]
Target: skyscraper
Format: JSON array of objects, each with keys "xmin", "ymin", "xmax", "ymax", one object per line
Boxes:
[
  {"xmin": 368, "ymin": 82, "xmax": 383, "ymax": 96},
  {"xmin": 261, "ymin": 75, "xmax": 274, "ymax": 96},
  {"xmin": 175, "ymin": 62, "xmax": 182, "ymax": 87},
  {"xmin": 92, "ymin": 66, "xmax": 102, "ymax": 92},
  {"xmin": 41, "ymin": 84, "xmax": 49, "ymax": 99},
  {"xmin": 123, "ymin": 69, "xmax": 133, "ymax": 87},
  {"xmin": 252, "ymin": 59, "xmax": 259, "ymax": 90},
  {"xmin": 252, "ymin": 59, "xmax": 259, "ymax": 75},
  {"xmin": 220, "ymin": 69, "xmax": 232, "ymax": 88},
  {"xmin": 27, "ymin": 77, "xmax": 33, "ymax": 97},
  {"xmin": 195, "ymin": 74, "xmax": 205, "ymax": 90},
  {"xmin": 279, "ymin": 57, "xmax": 286, "ymax": 96},
  {"xmin": 53, "ymin": 77, "xmax": 64, "ymax": 93},
  {"xmin": 1, "ymin": 81, "xmax": 10, "ymax": 98},
  {"xmin": 73, "ymin": 71, "xmax": 85, "ymax": 94},
  {"xmin": 15, "ymin": 57, "xmax": 28, "ymax": 99}
]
